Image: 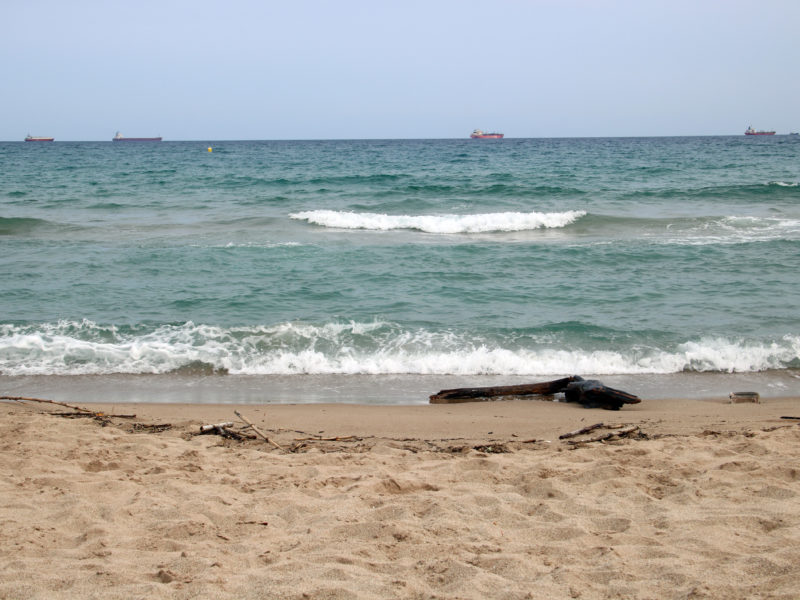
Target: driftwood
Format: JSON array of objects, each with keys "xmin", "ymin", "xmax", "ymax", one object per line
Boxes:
[
  {"xmin": 780, "ymin": 416, "xmax": 800, "ymax": 420},
  {"xmin": 559, "ymin": 422, "xmax": 604, "ymax": 439},
  {"xmin": 200, "ymin": 421, "xmax": 234, "ymax": 433},
  {"xmin": 293, "ymin": 435, "xmax": 359, "ymax": 442},
  {"xmin": 429, "ymin": 376, "xmax": 641, "ymax": 411},
  {"xmin": 0, "ymin": 395, "xmax": 136, "ymax": 420},
  {"xmin": 566, "ymin": 424, "xmax": 639, "ymax": 445},
  {"xmin": 132, "ymin": 423, "xmax": 173, "ymax": 433},
  {"xmin": 429, "ymin": 376, "xmax": 581, "ymax": 404},
  {"xmin": 234, "ymin": 410, "xmax": 284, "ymax": 450},
  {"xmin": 563, "ymin": 379, "xmax": 641, "ymax": 410},
  {"xmin": 198, "ymin": 421, "xmax": 248, "ymax": 440}
]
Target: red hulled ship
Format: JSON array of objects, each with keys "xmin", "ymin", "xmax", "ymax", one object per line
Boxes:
[
  {"xmin": 744, "ymin": 126, "xmax": 775, "ymax": 136},
  {"xmin": 470, "ymin": 129, "xmax": 504, "ymax": 139},
  {"xmin": 25, "ymin": 134, "xmax": 54, "ymax": 142}
]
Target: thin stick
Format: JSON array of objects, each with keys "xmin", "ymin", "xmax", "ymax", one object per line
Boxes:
[
  {"xmin": 559, "ymin": 422, "xmax": 604, "ymax": 439},
  {"xmin": 293, "ymin": 435, "xmax": 358, "ymax": 442},
  {"xmin": 780, "ymin": 416, "xmax": 800, "ymax": 420},
  {"xmin": 234, "ymin": 410, "xmax": 283, "ymax": 450},
  {"xmin": 1, "ymin": 395, "xmax": 97, "ymax": 414}
]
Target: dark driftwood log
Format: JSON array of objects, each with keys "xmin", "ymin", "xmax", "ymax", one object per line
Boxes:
[
  {"xmin": 430, "ymin": 376, "xmax": 641, "ymax": 411},
  {"xmin": 429, "ymin": 376, "xmax": 582, "ymax": 404},
  {"xmin": 563, "ymin": 380, "xmax": 641, "ymax": 411}
]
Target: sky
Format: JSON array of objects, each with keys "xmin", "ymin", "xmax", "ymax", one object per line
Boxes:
[{"xmin": 3, "ymin": 0, "xmax": 798, "ymax": 140}]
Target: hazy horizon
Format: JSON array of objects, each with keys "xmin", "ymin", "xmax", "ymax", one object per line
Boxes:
[{"xmin": 4, "ymin": 0, "xmax": 798, "ymax": 141}]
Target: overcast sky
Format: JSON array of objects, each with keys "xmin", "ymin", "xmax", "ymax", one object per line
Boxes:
[{"xmin": 3, "ymin": 0, "xmax": 798, "ymax": 140}]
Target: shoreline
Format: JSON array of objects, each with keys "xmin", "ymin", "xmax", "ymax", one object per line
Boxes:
[{"xmin": 3, "ymin": 370, "xmax": 800, "ymax": 407}]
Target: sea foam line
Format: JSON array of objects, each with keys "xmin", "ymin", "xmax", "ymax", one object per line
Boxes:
[
  {"xmin": 289, "ymin": 210, "xmax": 587, "ymax": 233},
  {"xmin": 1, "ymin": 321, "xmax": 797, "ymax": 376}
]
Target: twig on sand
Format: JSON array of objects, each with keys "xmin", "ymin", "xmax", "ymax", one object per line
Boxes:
[
  {"xmin": 566, "ymin": 425, "xmax": 639, "ymax": 445},
  {"xmin": 2, "ymin": 395, "xmax": 95, "ymax": 413},
  {"xmin": 0, "ymin": 395, "xmax": 135, "ymax": 420},
  {"xmin": 294, "ymin": 435, "xmax": 359, "ymax": 442},
  {"xmin": 780, "ymin": 416, "xmax": 800, "ymax": 420},
  {"xmin": 234, "ymin": 410, "xmax": 284, "ymax": 450},
  {"xmin": 50, "ymin": 411, "xmax": 135, "ymax": 419},
  {"xmin": 132, "ymin": 423, "xmax": 173, "ymax": 433},
  {"xmin": 559, "ymin": 422, "xmax": 604, "ymax": 439}
]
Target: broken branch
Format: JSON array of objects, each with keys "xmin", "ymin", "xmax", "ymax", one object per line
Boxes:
[
  {"xmin": 234, "ymin": 410, "xmax": 283, "ymax": 450},
  {"xmin": 566, "ymin": 425, "xmax": 639, "ymax": 445},
  {"xmin": 559, "ymin": 422, "xmax": 604, "ymax": 439}
]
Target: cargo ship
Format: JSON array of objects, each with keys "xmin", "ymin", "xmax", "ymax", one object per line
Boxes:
[
  {"xmin": 744, "ymin": 126, "xmax": 775, "ymax": 136},
  {"xmin": 112, "ymin": 131, "xmax": 162, "ymax": 142},
  {"xmin": 470, "ymin": 129, "xmax": 504, "ymax": 139},
  {"xmin": 24, "ymin": 134, "xmax": 54, "ymax": 142}
]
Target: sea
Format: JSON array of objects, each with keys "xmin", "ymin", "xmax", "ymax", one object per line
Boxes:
[{"xmin": 2, "ymin": 136, "xmax": 800, "ymax": 405}]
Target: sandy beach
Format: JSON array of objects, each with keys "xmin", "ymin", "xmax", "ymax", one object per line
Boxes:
[{"xmin": 1, "ymin": 395, "xmax": 799, "ymax": 599}]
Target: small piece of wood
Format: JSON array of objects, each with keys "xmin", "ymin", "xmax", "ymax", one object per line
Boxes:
[
  {"xmin": 200, "ymin": 422, "xmax": 234, "ymax": 433},
  {"xmin": 132, "ymin": 423, "xmax": 172, "ymax": 432},
  {"xmin": 566, "ymin": 425, "xmax": 639, "ymax": 444},
  {"xmin": 235, "ymin": 410, "xmax": 284, "ymax": 450},
  {"xmin": 559, "ymin": 422, "xmax": 604, "ymax": 439},
  {"xmin": 780, "ymin": 416, "xmax": 800, "ymax": 420},
  {"xmin": 294, "ymin": 435, "xmax": 358, "ymax": 442}
]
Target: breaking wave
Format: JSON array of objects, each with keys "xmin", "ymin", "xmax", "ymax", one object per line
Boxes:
[
  {"xmin": 289, "ymin": 210, "xmax": 587, "ymax": 233},
  {"xmin": 1, "ymin": 320, "xmax": 797, "ymax": 376}
]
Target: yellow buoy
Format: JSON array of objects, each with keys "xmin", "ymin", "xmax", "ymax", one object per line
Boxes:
[{"xmin": 208, "ymin": 147, "xmax": 212, "ymax": 152}]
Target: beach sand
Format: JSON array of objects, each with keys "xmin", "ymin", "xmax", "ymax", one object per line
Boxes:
[{"xmin": 1, "ymin": 395, "xmax": 799, "ymax": 599}]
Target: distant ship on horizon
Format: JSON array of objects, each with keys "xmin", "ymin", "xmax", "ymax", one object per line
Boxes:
[
  {"xmin": 112, "ymin": 131, "xmax": 162, "ymax": 142},
  {"xmin": 470, "ymin": 129, "xmax": 504, "ymax": 139},
  {"xmin": 25, "ymin": 134, "xmax": 54, "ymax": 142},
  {"xmin": 744, "ymin": 126, "xmax": 775, "ymax": 136}
]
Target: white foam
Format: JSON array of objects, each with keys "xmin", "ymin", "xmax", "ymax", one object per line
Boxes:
[
  {"xmin": 660, "ymin": 215, "xmax": 800, "ymax": 245},
  {"xmin": 1, "ymin": 321, "xmax": 797, "ymax": 376},
  {"xmin": 289, "ymin": 210, "xmax": 586, "ymax": 233}
]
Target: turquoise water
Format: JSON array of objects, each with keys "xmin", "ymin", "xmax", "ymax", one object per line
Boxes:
[{"xmin": 2, "ymin": 136, "xmax": 799, "ymax": 402}]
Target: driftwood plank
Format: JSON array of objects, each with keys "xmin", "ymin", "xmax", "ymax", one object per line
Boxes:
[{"xmin": 430, "ymin": 376, "xmax": 581, "ymax": 404}]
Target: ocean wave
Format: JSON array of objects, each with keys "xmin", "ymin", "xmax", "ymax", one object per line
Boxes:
[
  {"xmin": 1, "ymin": 320, "xmax": 797, "ymax": 376},
  {"xmin": 0, "ymin": 216, "xmax": 54, "ymax": 235},
  {"xmin": 769, "ymin": 181, "xmax": 798, "ymax": 187},
  {"xmin": 624, "ymin": 181, "xmax": 800, "ymax": 203},
  {"xmin": 659, "ymin": 215, "xmax": 800, "ymax": 245},
  {"xmin": 288, "ymin": 210, "xmax": 587, "ymax": 233}
]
